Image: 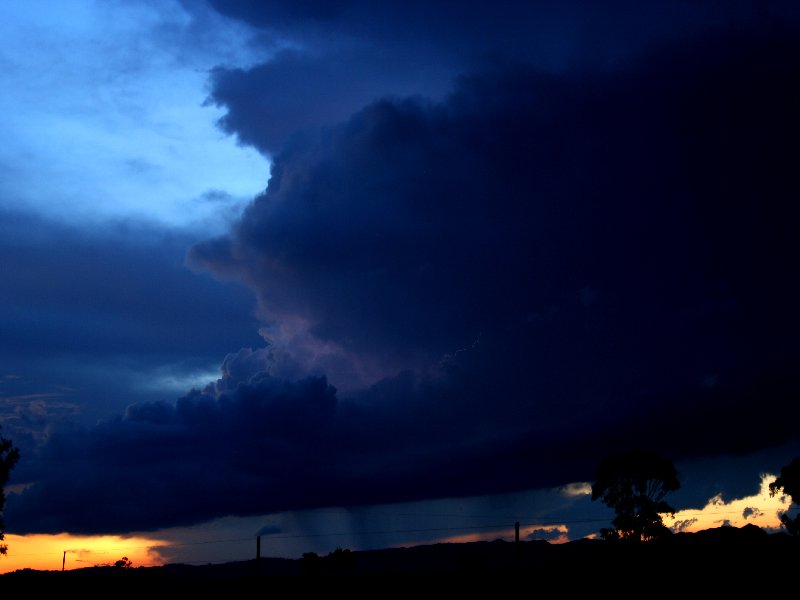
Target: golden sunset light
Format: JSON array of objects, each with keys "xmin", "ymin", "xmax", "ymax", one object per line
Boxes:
[
  {"xmin": 414, "ymin": 523, "xmax": 570, "ymax": 547},
  {"xmin": 0, "ymin": 533, "xmax": 166, "ymax": 574},
  {"xmin": 665, "ymin": 473, "xmax": 790, "ymax": 533}
]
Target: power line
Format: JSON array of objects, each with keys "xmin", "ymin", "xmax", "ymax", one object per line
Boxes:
[
  {"xmin": 262, "ymin": 523, "xmax": 515, "ymax": 540},
  {"xmin": 7, "ymin": 505, "xmax": 798, "ymax": 559}
]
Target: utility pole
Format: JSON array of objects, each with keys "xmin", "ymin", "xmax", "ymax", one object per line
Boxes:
[
  {"xmin": 256, "ymin": 535, "xmax": 261, "ymax": 577},
  {"xmin": 62, "ymin": 551, "xmax": 66, "ymax": 572}
]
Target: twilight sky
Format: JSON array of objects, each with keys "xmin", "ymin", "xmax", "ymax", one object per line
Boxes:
[{"xmin": 2, "ymin": 0, "xmax": 800, "ymax": 569}]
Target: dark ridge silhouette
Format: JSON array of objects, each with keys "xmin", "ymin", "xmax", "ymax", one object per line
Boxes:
[{"xmin": 2, "ymin": 525, "xmax": 798, "ymax": 590}]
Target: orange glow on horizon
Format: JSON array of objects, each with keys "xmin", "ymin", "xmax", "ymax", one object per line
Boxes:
[
  {"xmin": 414, "ymin": 523, "xmax": 571, "ymax": 547},
  {"xmin": 0, "ymin": 533, "xmax": 167, "ymax": 574},
  {"xmin": 664, "ymin": 473, "xmax": 791, "ymax": 534}
]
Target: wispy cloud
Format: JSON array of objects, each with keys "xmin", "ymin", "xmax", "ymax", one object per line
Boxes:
[{"xmin": 0, "ymin": 393, "xmax": 78, "ymax": 421}]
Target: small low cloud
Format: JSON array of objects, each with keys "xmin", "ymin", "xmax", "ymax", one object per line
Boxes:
[
  {"xmin": 5, "ymin": 482, "xmax": 34, "ymax": 495},
  {"xmin": 560, "ymin": 482, "xmax": 592, "ymax": 497},
  {"xmin": 671, "ymin": 518, "xmax": 698, "ymax": 533},
  {"xmin": 0, "ymin": 393, "xmax": 79, "ymax": 442},
  {"xmin": 742, "ymin": 507, "xmax": 763, "ymax": 520},
  {"xmin": 200, "ymin": 189, "xmax": 235, "ymax": 204},
  {"xmin": 256, "ymin": 524, "xmax": 282, "ymax": 536},
  {"xmin": 124, "ymin": 158, "xmax": 160, "ymax": 175},
  {"xmin": 526, "ymin": 525, "xmax": 569, "ymax": 543}
]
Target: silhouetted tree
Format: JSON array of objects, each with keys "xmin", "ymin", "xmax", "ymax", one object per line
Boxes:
[
  {"xmin": 0, "ymin": 429, "xmax": 20, "ymax": 556},
  {"xmin": 301, "ymin": 552, "xmax": 320, "ymax": 576},
  {"xmin": 769, "ymin": 458, "xmax": 800, "ymax": 536},
  {"xmin": 114, "ymin": 556, "xmax": 133, "ymax": 569},
  {"xmin": 592, "ymin": 450, "xmax": 680, "ymax": 542},
  {"xmin": 327, "ymin": 547, "xmax": 355, "ymax": 573}
]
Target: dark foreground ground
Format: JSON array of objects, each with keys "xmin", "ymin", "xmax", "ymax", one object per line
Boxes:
[{"xmin": 2, "ymin": 525, "xmax": 798, "ymax": 590}]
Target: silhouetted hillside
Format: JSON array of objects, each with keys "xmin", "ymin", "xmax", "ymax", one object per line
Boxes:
[{"xmin": 2, "ymin": 525, "xmax": 797, "ymax": 589}]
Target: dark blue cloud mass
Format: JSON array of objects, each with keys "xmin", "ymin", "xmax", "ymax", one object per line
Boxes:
[
  {"xmin": 208, "ymin": 0, "xmax": 797, "ymax": 153},
  {"xmin": 0, "ymin": 212, "xmax": 260, "ymax": 363},
  {"xmin": 0, "ymin": 211, "xmax": 263, "ymax": 463},
  {"xmin": 194, "ymin": 24, "xmax": 800, "ymax": 395},
  {"xmin": 194, "ymin": 18, "xmax": 800, "ymax": 500},
  {"xmin": 7, "ymin": 17, "xmax": 800, "ymax": 533}
]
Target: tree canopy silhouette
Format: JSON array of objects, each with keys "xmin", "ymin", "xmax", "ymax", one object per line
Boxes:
[
  {"xmin": 0, "ymin": 428, "xmax": 20, "ymax": 556},
  {"xmin": 591, "ymin": 450, "xmax": 679, "ymax": 542},
  {"xmin": 769, "ymin": 457, "xmax": 800, "ymax": 536}
]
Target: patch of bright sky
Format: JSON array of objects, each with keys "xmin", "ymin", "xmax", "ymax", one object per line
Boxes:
[
  {"xmin": 0, "ymin": 532, "xmax": 167, "ymax": 573},
  {"xmin": 0, "ymin": 0, "xmax": 270, "ymax": 231},
  {"xmin": 665, "ymin": 473, "xmax": 791, "ymax": 533},
  {"xmin": 134, "ymin": 361, "xmax": 222, "ymax": 394}
]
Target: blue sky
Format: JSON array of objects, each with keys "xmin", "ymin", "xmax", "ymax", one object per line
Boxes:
[
  {"xmin": 0, "ymin": 0, "xmax": 267, "ymax": 229},
  {"xmin": 1, "ymin": 0, "xmax": 800, "ymax": 569}
]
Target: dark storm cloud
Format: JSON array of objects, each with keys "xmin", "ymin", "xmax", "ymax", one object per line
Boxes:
[
  {"xmin": 194, "ymin": 22, "xmax": 800, "ymax": 488},
  {"xmin": 0, "ymin": 210, "xmax": 262, "ymax": 454},
  {"xmin": 206, "ymin": 0, "xmax": 792, "ymax": 153},
  {"xmin": 8, "ymin": 13, "xmax": 800, "ymax": 535},
  {"xmin": 6, "ymin": 344, "xmax": 631, "ymax": 534},
  {"xmin": 0, "ymin": 211, "xmax": 259, "ymax": 362},
  {"xmin": 209, "ymin": 0, "xmax": 790, "ymax": 53},
  {"xmin": 208, "ymin": 48, "xmax": 454, "ymax": 155},
  {"xmin": 195, "ymin": 23, "xmax": 800, "ymax": 400},
  {"xmin": 8, "ymin": 365, "xmax": 336, "ymax": 533},
  {"xmin": 13, "ymin": 329, "xmax": 782, "ymax": 533}
]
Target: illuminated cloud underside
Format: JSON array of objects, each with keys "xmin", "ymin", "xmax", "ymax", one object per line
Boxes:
[{"xmin": 665, "ymin": 474, "xmax": 789, "ymax": 533}]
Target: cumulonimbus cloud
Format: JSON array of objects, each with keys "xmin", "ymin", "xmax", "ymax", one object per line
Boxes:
[{"xmin": 9, "ymin": 22, "xmax": 800, "ymax": 534}]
